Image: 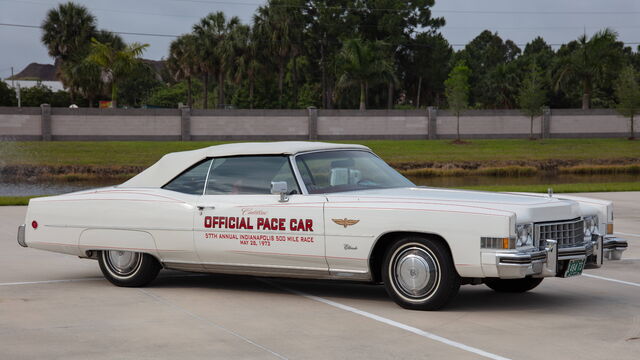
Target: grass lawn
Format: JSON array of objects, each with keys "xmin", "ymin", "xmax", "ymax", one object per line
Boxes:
[
  {"xmin": 457, "ymin": 182, "xmax": 640, "ymax": 193},
  {"xmin": 0, "ymin": 196, "xmax": 38, "ymax": 206},
  {"xmin": 1, "ymin": 139, "xmax": 639, "ymax": 167}
]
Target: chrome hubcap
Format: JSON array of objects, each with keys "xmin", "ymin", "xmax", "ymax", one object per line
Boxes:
[
  {"xmin": 105, "ymin": 250, "xmax": 141, "ymax": 276},
  {"xmin": 394, "ymin": 247, "xmax": 438, "ymax": 298}
]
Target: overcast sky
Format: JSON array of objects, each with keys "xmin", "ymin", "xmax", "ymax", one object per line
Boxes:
[{"xmin": 1, "ymin": 0, "xmax": 639, "ymax": 79}]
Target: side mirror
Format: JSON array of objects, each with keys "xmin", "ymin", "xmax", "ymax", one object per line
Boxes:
[{"xmin": 271, "ymin": 181, "xmax": 289, "ymax": 202}]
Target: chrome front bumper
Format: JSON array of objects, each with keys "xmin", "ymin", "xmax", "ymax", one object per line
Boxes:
[
  {"xmin": 603, "ymin": 236, "xmax": 627, "ymax": 260},
  {"xmin": 493, "ymin": 235, "xmax": 628, "ymax": 279},
  {"xmin": 17, "ymin": 224, "xmax": 27, "ymax": 247}
]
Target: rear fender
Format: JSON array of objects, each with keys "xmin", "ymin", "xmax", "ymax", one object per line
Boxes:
[{"xmin": 79, "ymin": 229, "xmax": 159, "ymax": 258}]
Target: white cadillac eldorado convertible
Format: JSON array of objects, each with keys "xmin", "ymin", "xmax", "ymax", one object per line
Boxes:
[{"xmin": 18, "ymin": 142, "xmax": 628, "ymax": 310}]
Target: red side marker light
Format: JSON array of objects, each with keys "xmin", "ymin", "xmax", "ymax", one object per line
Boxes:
[{"xmin": 32, "ymin": 221, "xmax": 38, "ymax": 229}]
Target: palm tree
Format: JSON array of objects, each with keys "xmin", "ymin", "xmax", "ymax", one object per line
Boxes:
[
  {"xmin": 232, "ymin": 25, "xmax": 261, "ymax": 109},
  {"xmin": 485, "ymin": 62, "xmax": 520, "ymax": 109},
  {"xmin": 193, "ymin": 12, "xmax": 242, "ymax": 109},
  {"xmin": 41, "ymin": 2, "xmax": 96, "ymax": 62},
  {"xmin": 61, "ymin": 59, "xmax": 103, "ymax": 107},
  {"xmin": 337, "ymin": 38, "xmax": 396, "ymax": 111},
  {"xmin": 253, "ymin": 1, "xmax": 302, "ymax": 108},
  {"xmin": 88, "ymin": 38, "xmax": 148, "ymax": 108},
  {"xmin": 167, "ymin": 34, "xmax": 199, "ymax": 107},
  {"xmin": 554, "ymin": 28, "xmax": 624, "ymax": 109},
  {"xmin": 41, "ymin": 2, "xmax": 97, "ymax": 102}
]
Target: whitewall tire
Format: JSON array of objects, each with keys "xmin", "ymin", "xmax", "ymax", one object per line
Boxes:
[
  {"xmin": 382, "ymin": 237, "xmax": 460, "ymax": 310},
  {"xmin": 98, "ymin": 250, "xmax": 161, "ymax": 287}
]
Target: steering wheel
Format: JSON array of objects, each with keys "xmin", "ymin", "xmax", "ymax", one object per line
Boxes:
[{"xmin": 357, "ymin": 178, "xmax": 378, "ymax": 187}]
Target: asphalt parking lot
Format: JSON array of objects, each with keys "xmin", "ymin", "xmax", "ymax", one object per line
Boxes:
[{"xmin": 1, "ymin": 192, "xmax": 639, "ymax": 360}]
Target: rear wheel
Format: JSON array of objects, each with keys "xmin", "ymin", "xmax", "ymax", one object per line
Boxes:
[
  {"xmin": 382, "ymin": 237, "xmax": 460, "ymax": 310},
  {"xmin": 98, "ymin": 250, "xmax": 161, "ymax": 287},
  {"xmin": 484, "ymin": 277, "xmax": 543, "ymax": 293}
]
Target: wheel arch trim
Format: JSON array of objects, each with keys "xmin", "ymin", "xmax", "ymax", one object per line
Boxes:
[
  {"xmin": 79, "ymin": 228, "xmax": 160, "ymax": 259},
  {"xmin": 368, "ymin": 231, "xmax": 456, "ymax": 283}
]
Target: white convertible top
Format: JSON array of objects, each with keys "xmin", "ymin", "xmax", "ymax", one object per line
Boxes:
[{"xmin": 121, "ymin": 141, "xmax": 370, "ymax": 188}]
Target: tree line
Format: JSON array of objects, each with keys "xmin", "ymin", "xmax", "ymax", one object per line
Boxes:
[{"xmin": 1, "ymin": 0, "xmax": 639, "ymax": 113}]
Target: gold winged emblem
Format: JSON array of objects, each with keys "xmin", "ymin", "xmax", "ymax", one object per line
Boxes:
[{"xmin": 332, "ymin": 218, "xmax": 360, "ymax": 228}]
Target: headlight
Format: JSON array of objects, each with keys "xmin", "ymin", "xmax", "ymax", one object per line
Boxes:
[
  {"xmin": 515, "ymin": 224, "xmax": 534, "ymax": 248},
  {"xmin": 583, "ymin": 215, "xmax": 599, "ymax": 237}
]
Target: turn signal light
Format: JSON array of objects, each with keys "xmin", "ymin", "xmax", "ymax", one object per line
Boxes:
[
  {"xmin": 480, "ymin": 237, "xmax": 515, "ymax": 249},
  {"xmin": 31, "ymin": 221, "xmax": 38, "ymax": 229},
  {"xmin": 607, "ymin": 223, "xmax": 614, "ymax": 235}
]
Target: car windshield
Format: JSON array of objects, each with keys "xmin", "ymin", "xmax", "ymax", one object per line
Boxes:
[{"xmin": 295, "ymin": 150, "xmax": 414, "ymax": 194}]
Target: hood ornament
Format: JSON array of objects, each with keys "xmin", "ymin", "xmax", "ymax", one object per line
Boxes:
[{"xmin": 548, "ymin": 188, "xmax": 553, "ymax": 198}]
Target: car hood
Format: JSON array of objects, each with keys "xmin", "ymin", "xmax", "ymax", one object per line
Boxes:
[{"xmin": 325, "ymin": 187, "xmax": 582, "ymax": 223}]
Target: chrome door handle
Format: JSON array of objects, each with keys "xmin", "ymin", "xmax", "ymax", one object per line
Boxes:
[{"xmin": 197, "ymin": 205, "xmax": 216, "ymax": 211}]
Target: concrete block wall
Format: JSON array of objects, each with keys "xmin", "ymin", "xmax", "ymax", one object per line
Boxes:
[
  {"xmin": 191, "ymin": 109, "xmax": 308, "ymax": 140},
  {"xmin": 50, "ymin": 108, "xmax": 181, "ymax": 140},
  {"xmin": 437, "ymin": 110, "xmax": 542, "ymax": 139},
  {"xmin": 0, "ymin": 106, "xmax": 635, "ymax": 140},
  {"xmin": 549, "ymin": 109, "xmax": 631, "ymax": 138},
  {"xmin": 0, "ymin": 107, "xmax": 42, "ymax": 140},
  {"xmin": 317, "ymin": 110, "xmax": 428, "ymax": 139}
]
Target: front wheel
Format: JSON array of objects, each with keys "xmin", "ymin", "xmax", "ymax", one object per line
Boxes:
[
  {"xmin": 98, "ymin": 250, "xmax": 161, "ymax": 287},
  {"xmin": 382, "ymin": 237, "xmax": 460, "ymax": 310},
  {"xmin": 484, "ymin": 277, "xmax": 543, "ymax": 293}
]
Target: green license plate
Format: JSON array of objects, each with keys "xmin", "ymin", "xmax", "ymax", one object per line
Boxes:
[{"xmin": 564, "ymin": 258, "xmax": 585, "ymax": 277}]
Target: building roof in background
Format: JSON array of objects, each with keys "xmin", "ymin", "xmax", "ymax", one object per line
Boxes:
[
  {"xmin": 6, "ymin": 60, "xmax": 165, "ymax": 82},
  {"xmin": 141, "ymin": 59, "xmax": 165, "ymax": 76},
  {"xmin": 7, "ymin": 63, "xmax": 57, "ymax": 81}
]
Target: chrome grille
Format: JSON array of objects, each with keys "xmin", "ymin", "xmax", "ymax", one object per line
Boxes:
[{"xmin": 535, "ymin": 218, "xmax": 585, "ymax": 249}]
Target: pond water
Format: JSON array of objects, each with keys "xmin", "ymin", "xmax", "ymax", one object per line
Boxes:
[
  {"xmin": 2, "ymin": 173, "xmax": 639, "ymax": 197},
  {"xmin": 407, "ymin": 173, "xmax": 640, "ymax": 188},
  {"xmin": 0, "ymin": 181, "xmax": 110, "ymax": 196}
]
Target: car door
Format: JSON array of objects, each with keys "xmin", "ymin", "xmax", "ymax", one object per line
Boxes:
[{"xmin": 194, "ymin": 155, "xmax": 328, "ymax": 273}]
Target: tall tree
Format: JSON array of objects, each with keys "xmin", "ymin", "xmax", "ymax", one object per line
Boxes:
[
  {"xmin": 456, "ymin": 31, "xmax": 520, "ymax": 108},
  {"xmin": 554, "ymin": 28, "xmax": 625, "ymax": 109},
  {"xmin": 307, "ymin": 0, "xmax": 355, "ymax": 109},
  {"xmin": 88, "ymin": 38, "xmax": 148, "ymax": 108},
  {"xmin": 41, "ymin": 2, "xmax": 96, "ymax": 62},
  {"xmin": 193, "ymin": 12, "xmax": 243, "ymax": 109},
  {"xmin": 233, "ymin": 25, "xmax": 261, "ymax": 109},
  {"xmin": 253, "ymin": 0, "xmax": 304, "ymax": 108},
  {"xmin": 445, "ymin": 62, "xmax": 471, "ymax": 142},
  {"xmin": 60, "ymin": 31, "xmax": 125, "ymax": 107},
  {"xmin": 354, "ymin": 0, "xmax": 444, "ymax": 109},
  {"xmin": 167, "ymin": 34, "xmax": 199, "ymax": 107},
  {"xmin": 41, "ymin": 2, "xmax": 97, "ymax": 101},
  {"xmin": 518, "ymin": 63, "xmax": 547, "ymax": 139},
  {"xmin": 0, "ymin": 81, "xmax": 17, "ymax": 106},
  {"xmin": 337, "ymin": 38, "xmax": 396, "ymax": 111},
  {"xmin": 614, "ymin": 66, "xmax": 640, "ymax": 139},
  {"xmin": 484, "ymin": 62, "xmax": 521, "ymax": 109},
  {"xmin": 408, "ymin": 33, "xmax": 452, "ymax": 108},
  {"xmin": 60, "ymin": 59, "xmax": 103, "ymax": 107}
]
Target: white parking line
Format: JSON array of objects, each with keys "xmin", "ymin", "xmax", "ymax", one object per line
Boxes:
[
  {"xmin": 139, "ymin": 289, "xmax": 288, "ymax": 360},
  {"xmin": 0, "ymin": 273, "xmax": 208, "ymax": 287},
  {"xmin": 615, "ymin": 232, "xmax": 640, "ymax": 238},
  {"xmin": 582, "ymin": 274, "xmax": 640, "ymax": 288},
  {"xmin": 264, "ymin": 280, "xmax": 510, "ymax": 360},
  {"xmin": 0, "ymin": 277, "xmax": 104, "ymax": 286}
]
